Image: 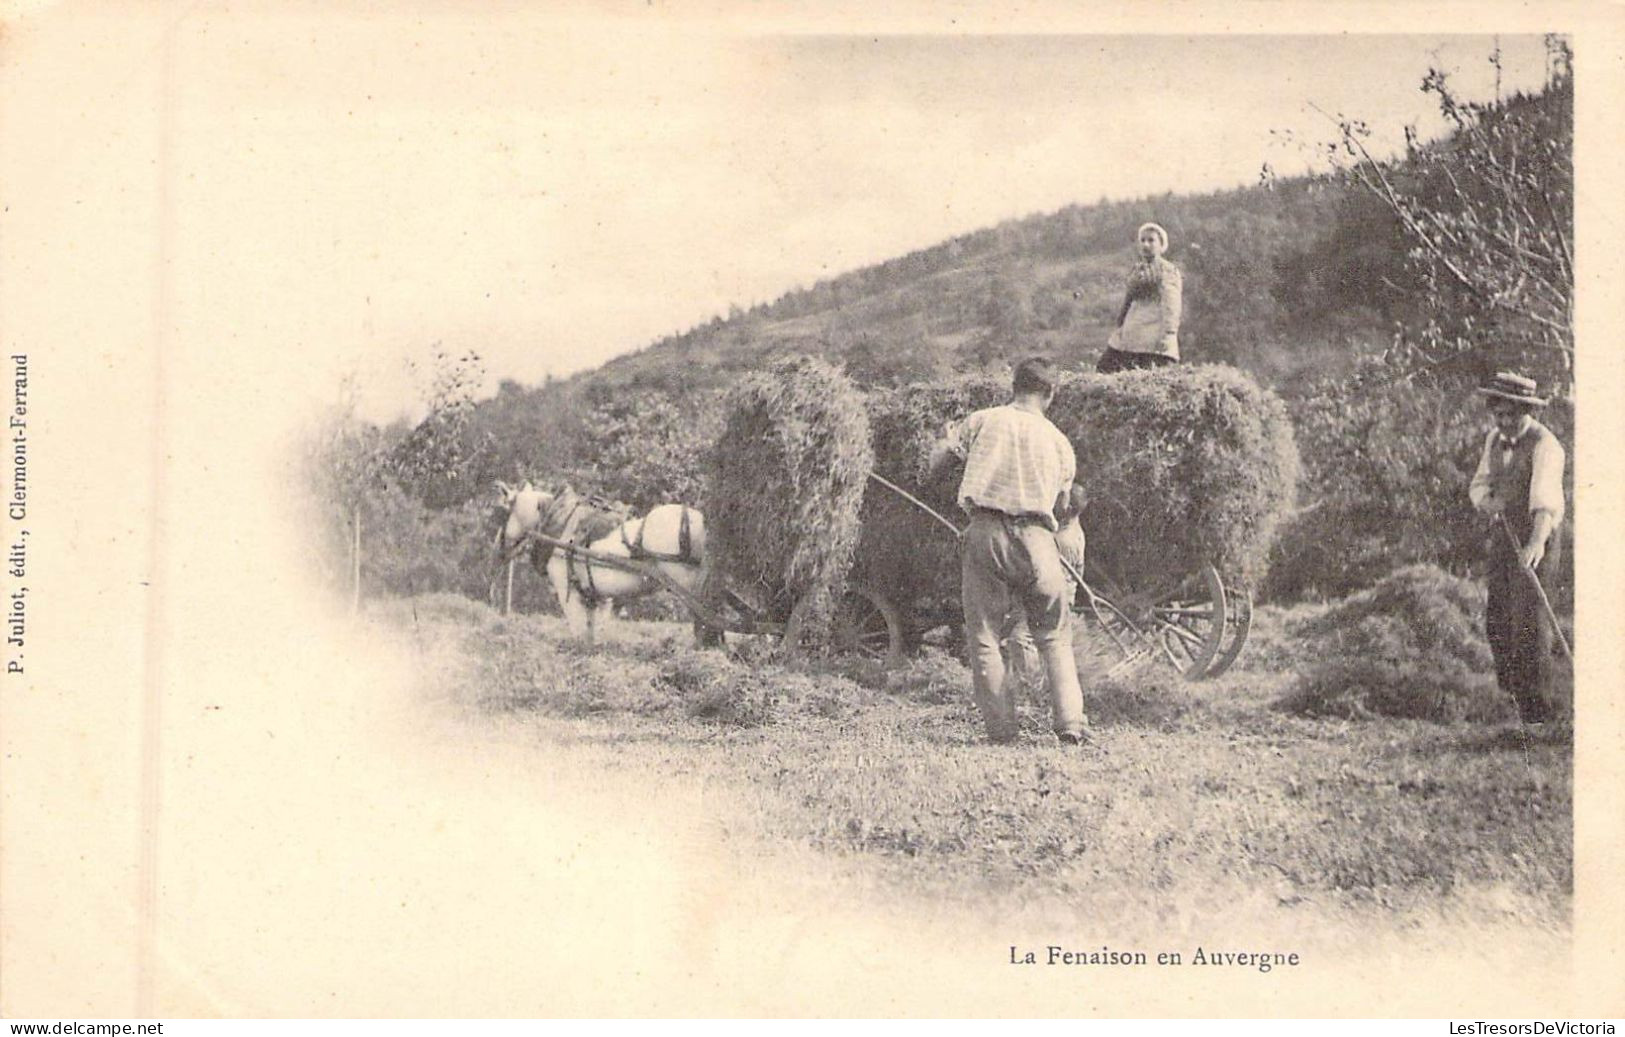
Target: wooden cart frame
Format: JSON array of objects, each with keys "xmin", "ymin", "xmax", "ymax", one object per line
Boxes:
[{"xmin": 858, "ymin": 473, "xmax": 1253, "ymax": 680}]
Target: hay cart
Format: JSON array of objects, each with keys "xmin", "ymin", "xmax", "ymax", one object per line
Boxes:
[
  {"xmin": 517, "ymin": 492, "xmax": 1250, "ymax": 679},
  {"xmin": 836, "ymin": 473, "xmax": 1253, "ymax": 680}
]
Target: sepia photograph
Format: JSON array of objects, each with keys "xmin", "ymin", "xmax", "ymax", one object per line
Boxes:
[{"xmin": 1, "ymin": 1, "xmax": 1622, "ymax": 1021}]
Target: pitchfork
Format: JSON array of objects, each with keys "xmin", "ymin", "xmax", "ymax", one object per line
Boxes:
[{"xmin": 866, "ymin": 471, "xmax": 1153, "ymax": 676}]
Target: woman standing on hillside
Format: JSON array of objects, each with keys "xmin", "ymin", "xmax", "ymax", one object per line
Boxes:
[{"xmin": 1096, "ymin": 222, "xmax": 1183, "ymax": 373}]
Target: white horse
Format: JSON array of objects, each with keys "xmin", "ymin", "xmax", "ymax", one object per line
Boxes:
[{"xmin": 495, "ymin": 481, "xmax": 708, "ymax": 646}]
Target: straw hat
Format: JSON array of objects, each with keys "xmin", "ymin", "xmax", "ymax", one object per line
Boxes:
[{"xmin": 1477, "ymin": 371, "xmax": 1548, "ymax": 407}]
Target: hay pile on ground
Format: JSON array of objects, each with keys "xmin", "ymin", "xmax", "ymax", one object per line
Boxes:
[
  {"xmin": 702, "ymin": 355, "xmax": 874, "ymax": 651},
  {"xmin": 856, "ymin": 364, "xmax": 1299, "ymax": 615},
  {"xmin": 1276, "ymin": 564, "xmax": 1508, "ymax": 723}
]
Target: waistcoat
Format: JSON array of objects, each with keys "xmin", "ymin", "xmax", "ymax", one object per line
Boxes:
[{"xmin": 1486, "ymin": 422, "xmax": 1561, "ymax": 567}]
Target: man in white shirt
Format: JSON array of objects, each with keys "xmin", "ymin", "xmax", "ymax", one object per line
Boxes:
[
  {"xmin": 1468, "ymin": 371, "xmax": 1566, "ymax": 724},
  {"xmin": 930, "ymin": 357, "xmax": 1089, "ymax": 746}
]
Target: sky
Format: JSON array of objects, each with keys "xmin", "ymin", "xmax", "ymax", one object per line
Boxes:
[{"xmin": 1, "ymin": 8, "xmax": 1563, "ymax": 422}]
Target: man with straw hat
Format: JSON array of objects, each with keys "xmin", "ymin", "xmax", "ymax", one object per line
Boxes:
[{"xmin": 1468, "ymin": 371, "xmax": 1566, "ymax": 724}]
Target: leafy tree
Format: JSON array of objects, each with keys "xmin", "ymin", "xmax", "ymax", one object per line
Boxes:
[
  {"xmin": 1266, "ymin": 359, "xmax": 1485, "ymax": 601},
  {"xmin": 388, "ymin": 348, "xmax": 496, "ymax": 508},
  {"xmin": 304, "ymin": 350, "xmax": 505, "ymax": 609},
  {"xmin": 572, "ymin": 386, "xmax": 722, "ymax": 510},
  {"xmin": 1309, "ymin": 37, "xmax": 1573, "ymax": 392},
  {"xmin": 980, "ymin": 271, "xmax": 1034, "ymax": 339},
  {"xmin": 1180, "ymin": 209, "xmax": 1288, "ymax": 368}
]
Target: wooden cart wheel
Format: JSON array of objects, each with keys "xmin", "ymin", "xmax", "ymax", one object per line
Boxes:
[
  {"xmin": 1204, "ymin": 584, "xmax": 1253, "ymax": 678},
  {"xmin": 1078, "ymin": 591, "xmax": 1155, "ymax": 677},
  {"xmin": 831, "ymin": 585, "xmax": 906, "ymax": 666},
  {"xmin": 1089, "ymin": 562, "xmax": 1229, "ymax": 681},
  {"xmin": 1146, "ymin": 563, "xmax": 1228, "ymax": 680}
]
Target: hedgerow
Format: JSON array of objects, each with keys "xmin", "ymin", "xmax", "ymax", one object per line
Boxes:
[{"xmin": 1266, "ymin": 365, "xmax": 1574, "ymax": 609}]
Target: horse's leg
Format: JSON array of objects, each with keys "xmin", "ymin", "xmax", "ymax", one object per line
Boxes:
[
  {"xmin": 590, "ymin": 596, "xmax": 614, "ymax": 646},
  {"xmin": 550, "ymin": 557, "xmax": 585, "ymax": 639}
]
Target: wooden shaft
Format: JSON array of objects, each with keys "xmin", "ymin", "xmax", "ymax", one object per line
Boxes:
[
  {"xmin": 1497, "ymin": 517, "xmax": 1574, "ymax": 662},
  {"xmin": 865, "ymin": 469, "xmax": 1115, "ymax": 615}
]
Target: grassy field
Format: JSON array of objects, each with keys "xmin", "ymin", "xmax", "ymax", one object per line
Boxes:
[{"xmin": 369, "ymin": 591, "xmax": 1572, "ymax": 960}]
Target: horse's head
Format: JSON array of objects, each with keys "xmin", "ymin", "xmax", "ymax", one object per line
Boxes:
[{"xmin": 495, "ymin": 480, "xmax": 555, "ymax": 559}]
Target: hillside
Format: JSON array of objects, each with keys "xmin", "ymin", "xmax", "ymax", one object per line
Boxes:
[
  {"xmin": 469, "ymin": 76, "xmax": 1566, "ymax": 429},
  {"xmin": 450, "ymin": 168, "xmax": 1403, "ymax": 500},
  {"xmin": 584, "ymin": 176, "xmax": 1388, "ymax": 395}
]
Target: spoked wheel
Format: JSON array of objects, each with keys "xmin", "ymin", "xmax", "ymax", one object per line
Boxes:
[
  {"xmin": 1086, "ymin": 562, "xmax": 1229, "ymax": 681},
  {"xmin": 1205, "ymin": 584, "xmax": 1253, "ymax": 677},
  {"xmin": 1079, "ymin": 591, "xmax": 1156, "ymax": 678},
  {"xmin": 831, "ymin": 585, "xmax": 906, "ymax": 666},
  {"xmin": 1145, "ymin": 563, "xmax": 1228, "ymax": 680}
]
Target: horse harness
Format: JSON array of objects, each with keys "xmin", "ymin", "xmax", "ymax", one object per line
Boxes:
[
  {"xmin": 525, "ymin": 489, "xmax": 700, "ymax": 605},
  {"xmin": 572, "ymin": 504, "xmax": 700, "ymax": 606},
  {"xmin": 619, "ymin": 505, "xmax": 698, "ymax": 566}
]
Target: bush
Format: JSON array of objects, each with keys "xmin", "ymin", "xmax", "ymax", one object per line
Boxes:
[
  {"xmin": 315, "ymin": 483, "xmax": 506, "ymax": 604},
  {"xmin": 856, "ymin": 365, "xmax": 1299, "ymax": 612},
  {"xmin": 1266, "ymin": 363, "xmax": 1574, "ymax": 609},
  {"xmin": 1276, "ymin": 564, "xmax": 1509, "ymax": 723},
  {"xmin": 702, "ymin": 356, "xmax": 875, "ymax": 650},
  {"xmin": 1266, "ymin": 366, "xmax": 1482, "ymax": 601}
]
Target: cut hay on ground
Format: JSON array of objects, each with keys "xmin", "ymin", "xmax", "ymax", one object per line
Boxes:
[{"xmin": 1276, "ymin": 564, "xmax": 1509, "ymax": 723}]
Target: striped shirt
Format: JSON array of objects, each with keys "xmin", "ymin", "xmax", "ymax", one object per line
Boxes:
[{"xmin": 951, "ymin": 404, "xmax": 1077, "ymax": 531}]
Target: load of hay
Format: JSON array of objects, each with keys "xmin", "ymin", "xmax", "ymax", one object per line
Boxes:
[
  {"xmin": 702, "ymin": 356, "xmax": 874, "ymax": 651},
  {"xmin": 855, "ymin": 364, "xmax": 1300, "ymax": 612},
  {"xmin": 1276, "ymin": 564, "xmax": 1508, "ymax": 723}
]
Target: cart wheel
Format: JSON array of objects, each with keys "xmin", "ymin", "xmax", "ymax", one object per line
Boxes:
[
  {"xmin": 1204, "ymin": 584, "xmax": 1253, "ymax": 677},
  {"xmin": 1079, "ymin": 592, "xmax": 1155, "ymax": 677},
  {"xmin": 1146, "ymin": 563, "xmax": 1228, "ymax": 680},
  {"xmin": 832, "ymin": 586, "xmax": 905, "ymax": 666}
]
